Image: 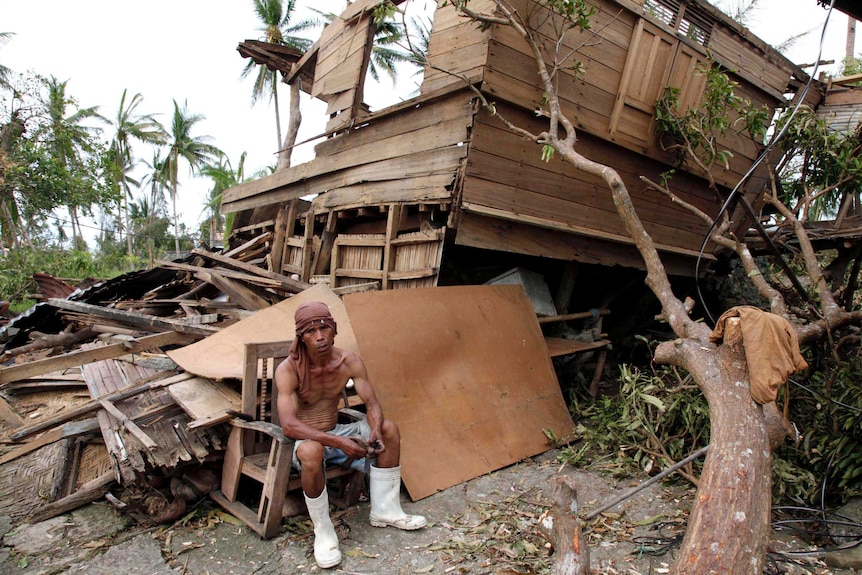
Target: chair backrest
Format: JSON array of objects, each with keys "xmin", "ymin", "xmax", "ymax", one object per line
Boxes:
[{"xmin": 242, "ymin": 340, "xmax": 292, "ymax": 427}]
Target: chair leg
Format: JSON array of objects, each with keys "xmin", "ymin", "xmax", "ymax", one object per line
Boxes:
[
  {"xmin": 259, "ymin": 440, "xmax": 293, "ymax": 539},
  {"xmin": 220, "ymin": 427, "xmax": 245, "ymax": 501}
]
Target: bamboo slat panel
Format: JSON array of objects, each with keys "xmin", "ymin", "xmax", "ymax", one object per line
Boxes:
[
  {"xmin": 0, "ymin": 440, "xmax": 66, "ymax": 521},
  {"xmin": 76, "ymin": 442, "xmax": 111, "ymax": 488},
  {"xmin": 282, "ymin": 236, "xmax": 306, "ymax": 276},
  {"xmin": 330, "ymin": 227, "xmax": 446, "ymax": 290},
  {"xmin": 81, "ymin": 352, "xmax": 226, "ymax": 483}
]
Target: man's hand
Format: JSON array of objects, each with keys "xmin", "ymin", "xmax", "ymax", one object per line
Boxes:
[
  {"xmin": 339, "ymin": 436, "xmax": 370, "ymax": 459},
  {"xmin": 368, "ymin": 430, "xmax": 385, "ymax": 455}
]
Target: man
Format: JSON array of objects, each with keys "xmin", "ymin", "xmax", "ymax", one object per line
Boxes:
[{"xmin": 275, "ymin": 300, "xmax": 426, "ymax": 569}]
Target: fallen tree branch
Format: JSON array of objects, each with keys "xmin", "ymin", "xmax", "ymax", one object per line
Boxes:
[{"xmin": 584, "ymin": 445, "xmax": 709, "ymax": 520}]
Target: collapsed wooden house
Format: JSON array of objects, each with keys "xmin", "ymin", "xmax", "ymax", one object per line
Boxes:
[{"xmin": 224, "ymin": 0, "xmax": 821, "ymax": 315}]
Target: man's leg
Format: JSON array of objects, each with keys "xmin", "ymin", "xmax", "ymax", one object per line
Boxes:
[
  {"xmin": 295, "ymin": 441, "xmax": 326, "ymax": 496},
  {"xmin": 296, "ymin": 440, "xmax": 341, "ymax": 568},
  {"xmin": 375, "ymin": 419, "xmax": 401, "ymax": 468},
  {"xmin": 368, "ymin": 419, "xmax": 426, "ymax": 530}
]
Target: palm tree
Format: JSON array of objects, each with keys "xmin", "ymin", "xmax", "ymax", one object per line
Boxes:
[
  {"xmin": 108, "ymin": 89, "xmax": 166, "ymax": 268},
  {"xmin": 43, "ymin": 76, "xmax": 105, "ymax": 247},
  {"xmin": 200, "ymin": 151, "xmax": 247, "ymax": 244},
  {"xmin": 142, "ymin": 149, "xmax": 168, "ymax": 215},
  {"xmin": 241, "ymin": 0, "xmax": 316, "ymax": 153},
  {"xmin": 0, "ymin": 32, "xmax": 15, "ymax": 89},
  {"xmin": 161, "ymin": 99, "xmax": 220, "ymax": 257}
]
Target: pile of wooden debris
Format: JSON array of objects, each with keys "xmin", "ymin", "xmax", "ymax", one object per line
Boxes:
[{"xmin": 0, "ymin": 243, "xmax": 359, "ymax": 526}]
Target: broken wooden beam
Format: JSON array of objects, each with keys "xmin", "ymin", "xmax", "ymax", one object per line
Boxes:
[
  {"xmin": 0, "ymin": 394, "xmax": 25, "ymax": 428},
  {"xmin": 190, "ymin": 248, "xmax": 310, "ymax": 293},
  {"xmin": 26, "ymin": 472, "xmax": 115, "ymax": 524},
  {"xmin": 46, "ymin": 298, "xmax": 218, "ymax": 336},
  {"xmin": 195, "ymin": 271, "xmax": 274, "ymax": 311},
  {"xmin": 0, "ymin": 332, "xmax": 195, "ymax": 386},
  {"xmin": 537, "ymin": 309, "xmax": 610, "ymax": 324},
  {"xmin": 0, "ymin": 417, "xmax": 100, "ymax": 465},
  {"xmin": 3, "ymin": 326, "xmax": 98, "ymax": 359},
  {"xmin": 99, "ymin": 399, "xmax": 158, "ymax": 450},
  {"xmin": 156, "ymin": 260, "xmax": 286, "ymax": 290}
]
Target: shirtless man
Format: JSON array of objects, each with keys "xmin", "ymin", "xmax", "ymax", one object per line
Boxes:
[{"xmin": 275, "ymin": 300, "xmax": 426, "ymax": 569}]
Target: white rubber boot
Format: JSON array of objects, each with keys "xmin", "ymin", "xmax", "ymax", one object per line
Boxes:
[
  {"xmin": 304, "ymin": 490, "xmax": 342, "ymax": 568},
  {"xmin": 369, "ymin": 465, "xmax": 427, "ymax": 530}
]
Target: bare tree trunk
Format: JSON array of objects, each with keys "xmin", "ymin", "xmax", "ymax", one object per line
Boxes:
[
  {"xmin": 172, "ymin": 192, "xmax": 180, "ymax": 257},
  {"xmin": 656, "ymin": 320, "xmax": 772, "ymax": 575},
  {"xmin": 277, "ymin": 81, "xmax": 302, "ymax": 171},
  {"xmin": 273, "ymin": 72, "xmax": 283, "ymax": 153}
]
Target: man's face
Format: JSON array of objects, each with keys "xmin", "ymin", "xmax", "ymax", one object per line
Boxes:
[{"xmin": 301, "ymin": 323, "xmax": 335, "ymax": 353}]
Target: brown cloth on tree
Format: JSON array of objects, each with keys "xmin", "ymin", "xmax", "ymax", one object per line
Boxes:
[
  {"xmin": 709, "ymin": 306, "xmax": 808, "ymax": 404},
  {"xmin": 288, "ymin": 301, "xmax": 343, "ymax": 395}
]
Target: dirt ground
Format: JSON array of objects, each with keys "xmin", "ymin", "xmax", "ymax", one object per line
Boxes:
[{"xmin": 0, "ymin": 448, "xmax": 857, "ymax": 575}]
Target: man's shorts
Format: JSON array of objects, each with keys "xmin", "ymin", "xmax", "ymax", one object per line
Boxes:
[{"xmin": 291, "ymin": 417, "xmax": 371, "ymax": 472}]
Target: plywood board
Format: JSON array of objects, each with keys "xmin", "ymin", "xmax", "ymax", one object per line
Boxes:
[
  {"xmin": 167, "ymin": 284, "xmax": 359, "ymax": 380},
  {"xmin": 343, "ymin": 285, "xmax": 574, "ymax": 500},
  {"xmin": 167, "ymin": 376, "xmax": 241, "ymax": 420}
]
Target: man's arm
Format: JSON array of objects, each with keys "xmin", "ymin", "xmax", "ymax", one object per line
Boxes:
[
  {"xmin": 274, "ymin": 358, "xmax": 367, "ymax": 459},
  {"xmin": 345, "ymin": 354, "xmax": 386, "ymax": 452}
]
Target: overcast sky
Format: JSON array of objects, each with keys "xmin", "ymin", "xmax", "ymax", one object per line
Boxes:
[{"xmin": 0, "ymin": 0, "xmax": 856, "ymax": 244}]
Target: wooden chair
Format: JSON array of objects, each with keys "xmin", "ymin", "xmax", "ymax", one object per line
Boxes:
[{"xmin": 211, "ymin": 340, "xmax": 366, "ymax": 539}]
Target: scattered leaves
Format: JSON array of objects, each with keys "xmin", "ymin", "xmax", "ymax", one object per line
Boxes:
[{"xmin": 345, "ymin": 547, "xmax": 379, "ymax": 558}]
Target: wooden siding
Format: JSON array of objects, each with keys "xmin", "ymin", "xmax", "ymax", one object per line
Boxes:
[
  {"xmin": 420, "ymin": 0, "xmax": 492, "ymax": 94},
  {"xmin": 222, "ymin": 92, "xmax": 474, "ymax": 214},
  {"xmin": 455, "ymin": 211, "xmax": 705, "ymax": 277},
  {"xmin": 459, "ymin": 102, "xmax": 719, "ymax": 258},
  {"xmin": 311, "ymin": 0, "xmax": 378, "ymax": 132},
  {"xmin": 454, "ymin": 0, "xmax": 788, "ymax": 195},
  {"xmin": 705, "ymin": 27, "xmax": 793, "ymax": 101}
]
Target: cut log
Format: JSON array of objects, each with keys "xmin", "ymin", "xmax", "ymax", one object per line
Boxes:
[
  {"xmin": 4, "ymin": 326, "xmax": 98, "ymax": 358},
  {"xmin": 536, "ymin": 475, "xmax": 589, "ymax": 575}
]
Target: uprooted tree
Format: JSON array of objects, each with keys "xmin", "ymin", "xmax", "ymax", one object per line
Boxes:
[{"xmin": 429, "ymin": 0, "xmax": 862, "ymax": 573}]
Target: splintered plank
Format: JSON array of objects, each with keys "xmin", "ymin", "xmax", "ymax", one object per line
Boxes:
[
  {"xmin": 7, "ymin": 372, "xmax": 191, "ymax": 442},
  {"xmin": 0, "ymin": 331, "xmax": 194, "ymax": 386},
  {"xmin": 82, "ymin": 354, "xmax": 225, "ymax": 477},
  {"xmin": 168, "ymin": 376, "xmax": 241, "ymax": 423}
]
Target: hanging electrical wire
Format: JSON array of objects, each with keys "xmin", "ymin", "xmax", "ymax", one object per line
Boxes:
[{"xmin": 693, "ymin": 0, "xmax": 838, "ymax": 324}]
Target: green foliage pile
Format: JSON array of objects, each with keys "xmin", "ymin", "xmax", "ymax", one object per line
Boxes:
[
  {"xmin": 0, "ymin": 247, "xmax": 123, "ymax": 311},
  {"xmin": 561, "ymin": 348, "xmax": 862, "ymax": 507},
  {"xmin": 560, "ymin": 361, "xmax": 710, "ymax": 481}
]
